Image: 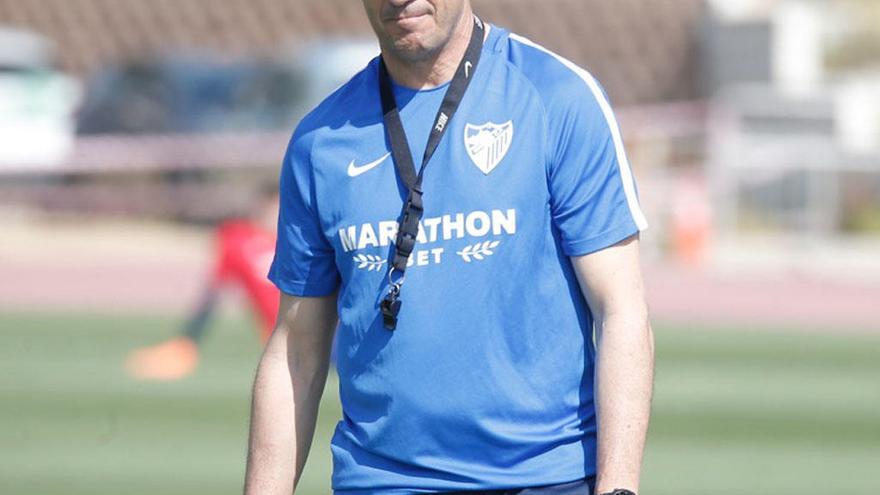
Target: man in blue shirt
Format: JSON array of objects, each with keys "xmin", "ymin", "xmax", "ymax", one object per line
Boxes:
[{"xmin": 244, "ymin": 1, "xmax": 654, "ymax": 494}]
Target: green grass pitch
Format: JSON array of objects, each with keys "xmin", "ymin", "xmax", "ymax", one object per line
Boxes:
[{"xmin": 0, "ymin": 312, "xmax": 878, "ymax": 494}]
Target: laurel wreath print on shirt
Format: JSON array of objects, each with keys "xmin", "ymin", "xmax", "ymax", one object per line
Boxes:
[
  {"xmin": 456, "ymin": 240, "xmax": 501, "ymax": 262},
  {"xmin": 353, "ymin": 254, "xmax": 387, "ymax": 271},
  {"xmin": 352, "ymin": 241, "xmax": 503, "ymax": 270}
]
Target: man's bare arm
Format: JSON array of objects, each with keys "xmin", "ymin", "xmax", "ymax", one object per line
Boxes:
[
  {"xmin": 571, "ymin": 234, "xmax": 654, "ymax": 494},
  {"xmin": 244, "ymin": 292, "xmax": 338, "ymax": 495}
]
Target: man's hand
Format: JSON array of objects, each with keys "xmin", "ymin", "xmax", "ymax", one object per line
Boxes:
[
  {"xmin": 243, "ymin": 292, "xmax": 338, "ymax": 495},
  {"xmin": 571, "ymin": 234, "xmax": 653, "ymax": 494}
]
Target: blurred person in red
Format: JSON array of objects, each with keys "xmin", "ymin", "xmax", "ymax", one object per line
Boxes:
[{"xmin": 125, "ymin": 185, "xmax": 280, "ymax": 381}]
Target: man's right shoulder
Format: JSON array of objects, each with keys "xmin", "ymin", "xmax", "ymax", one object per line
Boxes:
[{"xmin": 290, "ymin": 57, "xmax": 380, "ymax": 146}]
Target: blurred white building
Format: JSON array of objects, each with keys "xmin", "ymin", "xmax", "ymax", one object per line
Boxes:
[
  {"xmin": 703, "ymin": 0, "xmax": 880, "ymax": 247},
  {"xmin": 0, "ymin": 27, "xmax": 79, "ymax": 170}
]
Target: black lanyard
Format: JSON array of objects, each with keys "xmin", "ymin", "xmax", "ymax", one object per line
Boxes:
[{"xmin": 378, "ymin": 16, "xmax": 485, "ymax": 330}]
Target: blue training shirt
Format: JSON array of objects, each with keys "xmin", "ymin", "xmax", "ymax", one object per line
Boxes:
[{"xmin": 269, "ymin": 24, "xmax": 648, "ymax": 494}]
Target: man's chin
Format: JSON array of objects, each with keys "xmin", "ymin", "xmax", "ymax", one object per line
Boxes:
[{"xmin": 389, "ymin": 37, "xmax": 440, "ymax": 63}]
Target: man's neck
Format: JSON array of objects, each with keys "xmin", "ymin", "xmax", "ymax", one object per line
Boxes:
[{"xmin": 381, "ymin": 10, "xmax": 480, "ymax": 90}]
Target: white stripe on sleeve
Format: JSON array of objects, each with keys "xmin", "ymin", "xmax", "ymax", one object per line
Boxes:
[{"xmin": 510, "ymin": 33, "xmax": 649, "ymax": 231}]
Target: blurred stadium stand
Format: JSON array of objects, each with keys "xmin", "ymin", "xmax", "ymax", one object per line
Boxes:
[{"xmin": 0, "ymin": 0, "xmax": 703, "ymax": 105}]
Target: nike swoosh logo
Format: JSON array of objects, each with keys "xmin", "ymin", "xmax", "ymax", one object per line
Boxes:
[
  {"xmin": 465, "ymin": 61, "xmax": 473, "ymax": 78},
  {"xmin": 347, "ymin": 153, "xmax": 391, "ymax": 177}
]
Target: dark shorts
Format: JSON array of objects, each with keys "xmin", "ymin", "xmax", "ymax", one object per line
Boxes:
[{"xmin": 439, "ymin": 477, "xmax": 595, "ymax": 495}]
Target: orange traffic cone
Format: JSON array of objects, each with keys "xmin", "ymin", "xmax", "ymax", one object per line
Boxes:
[{"xmin": 671, "ymin": 175, "xmax": 711, "ymax": 267}]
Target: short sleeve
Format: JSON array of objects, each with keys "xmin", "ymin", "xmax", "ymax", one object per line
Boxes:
[
  {"xmin": 546, "ymin": 73, "xmax": 648, "ymax": 256},
  {"xmin": 268, "ymin": 130, "xmax": 341, "ymax": 296}
]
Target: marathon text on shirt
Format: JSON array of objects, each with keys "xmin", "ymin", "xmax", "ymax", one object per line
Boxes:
[{"xmin": 338, "ymin": 208, "xmax": 517, "ymax": 253}]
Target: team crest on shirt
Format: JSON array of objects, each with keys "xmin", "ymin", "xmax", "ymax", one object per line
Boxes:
[{"xmin": 464, "ymin": 120, "xmax": 513, "ymax": 175}]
